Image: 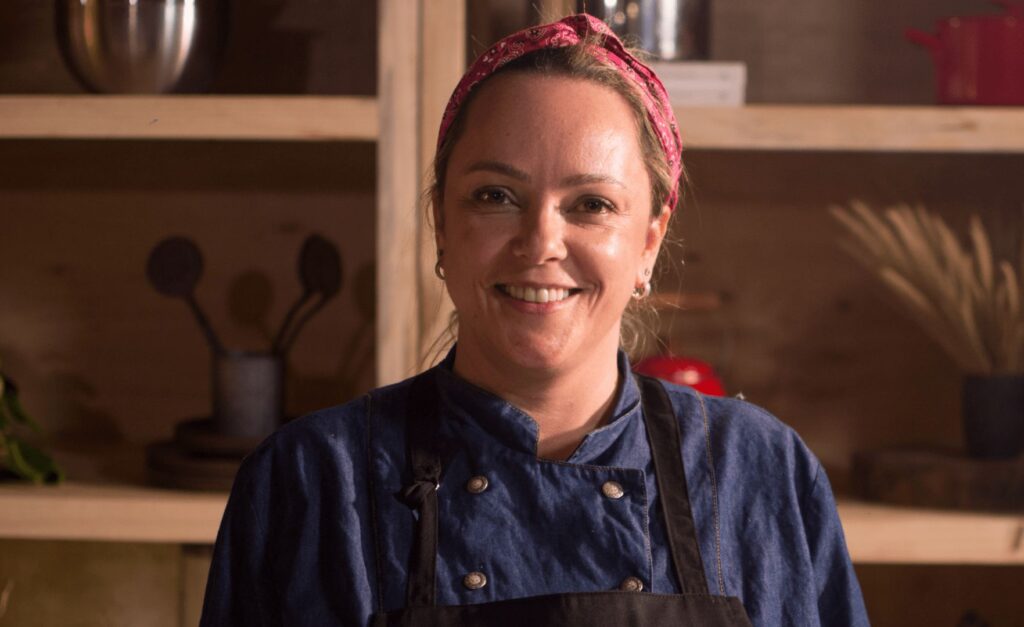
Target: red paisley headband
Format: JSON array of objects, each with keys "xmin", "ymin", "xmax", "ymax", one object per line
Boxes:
[{"xmin": 436, "ymin": 13, "xmax": 684, "ymax": 213}]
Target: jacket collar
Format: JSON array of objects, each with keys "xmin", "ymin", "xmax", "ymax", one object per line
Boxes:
[{"xmin": 432, "ymin": 345, "xmax": 642, "ymax": 463}]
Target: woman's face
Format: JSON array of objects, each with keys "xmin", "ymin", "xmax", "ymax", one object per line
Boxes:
[{"xmin": 436, "ymin": 72, "xmax": 670, "ymax": 373}]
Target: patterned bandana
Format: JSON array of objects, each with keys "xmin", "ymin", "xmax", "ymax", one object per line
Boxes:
[{"xmin": 436, "ymin": 13, "xmax": 684, "ymax": 212}]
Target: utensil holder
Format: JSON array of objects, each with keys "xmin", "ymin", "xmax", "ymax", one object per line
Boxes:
[{"xmin": 212, "ymin": 350, "xmax": 283, "ymax": 439}]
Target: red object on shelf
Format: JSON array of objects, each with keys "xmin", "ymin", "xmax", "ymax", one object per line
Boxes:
[
  {"xmin": 633, "ymin": 354, "xmax": 726, "ymax": 397},
  {"xmin": 906, "ymin": 1, "xmax": 1024, "ymax": 105}
]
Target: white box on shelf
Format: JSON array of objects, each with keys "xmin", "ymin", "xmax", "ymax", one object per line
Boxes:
[{"xmin": 648, "ymin": 61, "xmax": 747, "ymax": 107}]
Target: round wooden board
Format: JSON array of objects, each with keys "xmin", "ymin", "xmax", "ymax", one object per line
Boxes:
[
  {"xmin": 853, "ymin": 448, "xmax": 1024, "ymax": 513},
  {"xmin": 146, "ymin": 464, "xmax": 236, "ymax": 492},
  {"xmin": 174, "ymin": 417, "xmax": 264, "ymax": 457},
  {"xmin": 145, "ymin": 440, "xmax": 241, "ymax": 491}
]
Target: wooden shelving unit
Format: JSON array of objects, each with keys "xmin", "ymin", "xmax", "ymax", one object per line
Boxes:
[
  {"xmin": 676, "ymin": 105, "xmax": 1024, "ymax": 153},
  {"xmin": 2, "ymin": 93, "xmax": 1023, "ymax": 563},
  {"xmin": 0, "ymin": 95, "xmax": 378, "ymax": 141},
  {"xmin": 1, "ymin": 482, "xmax": 1021, "ymax": 565},
  {"xmin": 2, "ymin": 0, "xmax": 1022, "ymax": 595},
  {"xmin": 3, "ymin": 97, "xmax": 1024, "ymax": 155},
  {"xmin": 0, "ymin": 482, "xmax": 226, "ymax": 544},
  {"xmin": 838, "ymin": 501, "xmax": 1024, "ymax": 565}
]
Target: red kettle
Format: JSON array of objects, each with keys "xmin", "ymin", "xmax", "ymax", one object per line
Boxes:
[
  {"xmin": 633, "ymin": 354, "xmax": 726, "ymax": 397},
  {"xmin": 906, "ymin": 1, "xmax": 1024, "ymax": 105}
]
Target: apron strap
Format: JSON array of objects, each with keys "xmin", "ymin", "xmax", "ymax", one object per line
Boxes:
[
  {"xmin": 636, "ymin": 375, "xmax": 710, "ymax": 595},
  {"xmin": 399, "ymin": 372, "xmax": 444, "ymax": 608}
]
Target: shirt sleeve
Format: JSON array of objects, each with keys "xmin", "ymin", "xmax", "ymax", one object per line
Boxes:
[
  {"xmin": 799, "ymin": 461, "xmax": 871, "ymax": 626},
  {"xmin": 199, "ymin": 458, "xmax": 279, "ymax": 627}
]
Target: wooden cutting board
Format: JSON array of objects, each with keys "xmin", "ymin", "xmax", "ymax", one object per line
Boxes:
[{"xmin": 853, "ymin": 448, "xmax": 1024, "ymax": 513}]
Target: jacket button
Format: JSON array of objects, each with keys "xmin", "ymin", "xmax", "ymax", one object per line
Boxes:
[
  {"xmin": 466, "ymin": 475, "xmax": 489, "ymax": 494},
  {"xmin": 601, "ymin": 481, "xmax": 625, "ymax": 499},
  {"xmin": 619, "ymin": 576, "xmax": 644, "ymax": 592},
  {"xmin": 463, "ymin": 571, "xmax": 487, "ymax": 590}
]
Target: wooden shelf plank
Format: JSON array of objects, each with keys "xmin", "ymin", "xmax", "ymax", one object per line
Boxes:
[
  {"xmin": 0, "ymin": 482, "xmax": 227, "ymax": 544},
  {"xmin": 2, "ymin": 482, "xmax": 1022, "ymax": 565},
  {"xmin": 0, "ymin": 98, "xmax": 1020, "ymax": 152},
  {"xmin": 0, "ymin": 96, "xmax": 378, "ymax": 141},
  {"xmin": 839, "ymin": 499, "xmax": 1024, "ymax": 565},
  {"xmin": 677, "ymin": 105, "xmax": 1024, "ymax": 153}
]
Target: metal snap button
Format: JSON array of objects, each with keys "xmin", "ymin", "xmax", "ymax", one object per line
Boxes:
[
  {"xmin": 601, "ymin": 480, "xmax": 625, "ymax": 499},
  {"xmin": 463, "ymin": 571, "xmax": 487, "ymax": 590},
  {"xmin": 619, "ymin": 576, "xmax": 644, "ymax": 592},
  {"xmin": 466, "ymin": 475, "xmax": 489, "ymax": 494}
]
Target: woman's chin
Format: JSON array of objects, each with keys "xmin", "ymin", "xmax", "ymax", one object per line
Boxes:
[
  {"xmin": 458, "ymin": 320, "xmax": 617, "ymax": 376},
  {"xmin": 495, "ymin": 331, "xmax": 587, "ymax": 373}
]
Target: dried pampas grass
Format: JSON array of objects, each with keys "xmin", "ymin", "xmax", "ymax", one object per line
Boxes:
[{"xmin": 830, "ymin": 201, "xmax": 1024, "ymax": 374}]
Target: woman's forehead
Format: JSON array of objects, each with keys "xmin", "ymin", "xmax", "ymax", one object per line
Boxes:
[
  {"xmin": 449, "ymin": 73, "xmax": 646, "ymax": 179},
  {"xmin": 465, "ymin": 72, "xmax": 635, "ymax": 127}
]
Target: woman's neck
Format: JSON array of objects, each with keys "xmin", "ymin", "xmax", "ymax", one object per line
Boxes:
[{"xmin": 451, "ymin": 341, "xmax": 622, "ymax": 460}]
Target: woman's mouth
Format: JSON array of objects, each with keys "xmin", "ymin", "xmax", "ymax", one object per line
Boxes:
[{"xmin": 496, "ymin": 284, "xmax": 581, "ymax": 304}]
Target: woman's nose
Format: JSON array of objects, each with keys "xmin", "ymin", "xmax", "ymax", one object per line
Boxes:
[{"xmin": 511, "ymin": 202, "xmax": 567, "ymax": 264}]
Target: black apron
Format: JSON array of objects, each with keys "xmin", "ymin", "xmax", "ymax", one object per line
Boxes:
[{"xmin": 370, "ymin": 373, "xmax": 753, "ymax": 627}]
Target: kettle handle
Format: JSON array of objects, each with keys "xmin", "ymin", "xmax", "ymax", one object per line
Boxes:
[
  {"xmin": 905, "ymin": 28, "xmax": 941, "ymax": 52},
  {"xmin": 992, "ymin": 0, "xmax": 1024, "ymax": 17}
]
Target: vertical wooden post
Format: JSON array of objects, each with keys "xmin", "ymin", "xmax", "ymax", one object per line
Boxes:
[
  {"xmin": 377, "ymin": 0, "xmax": 421, "ymax": 385},
  {"xmin": 418, "ymin": 1, "xmax": 465, "ymax": 369},
  {"xmin": 378, "ymin": 0, "xmax": 465, "ymax": 385}
]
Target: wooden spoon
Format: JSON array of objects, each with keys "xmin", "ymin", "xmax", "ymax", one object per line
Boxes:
[
  {"xmin": 146, "ymin": 236, "xmax": 225, "ymax": 355},
  {"xmin": 273, "ymin": 235, "xmax": 343, "ymax": 355}
]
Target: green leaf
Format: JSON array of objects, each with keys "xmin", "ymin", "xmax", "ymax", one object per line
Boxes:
[
  {"xmin": 6, "ymin": 439, "xmax": 44, "ymax": 483},
  {"xmin": 5, "ymin": 437, "xmax": 63, "ymax": 485},
  {"xmin": 5, "ymin": 393, "xmax": 40, "ymax": 432}
]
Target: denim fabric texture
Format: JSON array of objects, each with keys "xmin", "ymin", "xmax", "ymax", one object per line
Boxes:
[{"xmin": 200, "ymin": 348, "xmax": 869, "ymax": 626}]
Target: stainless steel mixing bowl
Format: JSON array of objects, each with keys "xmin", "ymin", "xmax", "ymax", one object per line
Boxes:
[
  {"xmin": 56, "ymin": 0, "xmax": 230, "ymax": 94},
  {"xmin": 578, "ymin": 0, "xmax": 710, "ymax": 61}
]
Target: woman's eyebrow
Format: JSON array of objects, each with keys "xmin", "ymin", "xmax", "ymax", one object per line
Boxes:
[
  {"xmin": 465, "ymin": 160, "xmax": 625, "ymax": 188},
  {"xmin": 561, "ymin": 173, "xmax": 626, "ymax": 189},
  {"xmin": 466, "ymin": 160, "xmax": 528, "ymax": 179}
]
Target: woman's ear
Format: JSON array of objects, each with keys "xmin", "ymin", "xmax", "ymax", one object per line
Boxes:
[{"xmin": 643, "ymin": 206, "xmax": 672, "ymax": 263}]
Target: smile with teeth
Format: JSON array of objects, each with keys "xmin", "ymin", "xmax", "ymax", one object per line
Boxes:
[{"xmin": 498, "ymin": 284, "xmax": 578, "ymax": 304}]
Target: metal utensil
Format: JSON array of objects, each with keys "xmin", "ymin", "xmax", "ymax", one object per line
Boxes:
[
  {"xmin": 55, "ymin": 0, "xmax": 231, "ymax": 94},
  {"xmin": 147, "ymin": 236, "xmax": 225, "ymax": 354},
  {"xmin": 578, "ymin": 0, "xmax": 711, "ymax": 61},
  {"xmin": 272, "ymin": 235, "xmax": 343, "ymax": 355}
]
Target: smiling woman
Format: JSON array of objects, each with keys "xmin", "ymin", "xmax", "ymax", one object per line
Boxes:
[
  {"xmin": 428, "ymin": 35, "xmax": 680, "ymax": 366},
  {"xmin": 200, "ymin": 14, "xmax": 868, "ymax": 627},
  {"xmin": 434, "ymin": 72, "xmax": 669, "ymax": 458}
]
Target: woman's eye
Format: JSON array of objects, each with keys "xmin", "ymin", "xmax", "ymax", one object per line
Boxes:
[
  {"xmin": 474, "ymin": 188, "xmax": 513, "ymax": 205},
  {"xmin": 578, "ymin": 197, "xmax": 614, "ymax": 213}
]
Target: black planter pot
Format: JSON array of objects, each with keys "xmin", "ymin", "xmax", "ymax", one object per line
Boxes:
[{"xmin": 962, "ymin": 374, "xmax": 1024, "ymax": 459}]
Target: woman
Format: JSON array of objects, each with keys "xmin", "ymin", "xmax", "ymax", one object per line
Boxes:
[{"xmin": 201, "ymin": 14, "xmax": 868, "ymax": 626}]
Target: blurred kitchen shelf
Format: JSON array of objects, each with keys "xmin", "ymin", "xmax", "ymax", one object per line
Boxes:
[
  {"xmin": 0, "ymin": 95, "xmax": 378, "ymax": 141},
  {"xmin": 1, "ymin": 483, "xmax": 1021, "ymax": 563},
  {"xmin": 0, "ymin": 481, "xmax": 227, "ymax": 544},
  {"xmin": 1, "ymin": 99, "xmax": 1022, "ymax": 152},
  {"xmin": 838, "ymin": 500, "xmax": 1024, "ymax": 565},
  {"xmin": 676, "ymin": 105, "xmax": 1024, "ymax": 153}
]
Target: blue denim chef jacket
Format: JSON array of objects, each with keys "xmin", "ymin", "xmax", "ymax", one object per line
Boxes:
[{"xmin": 200, "ymin": 348, "xmax": 869, "ymax": 626}]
